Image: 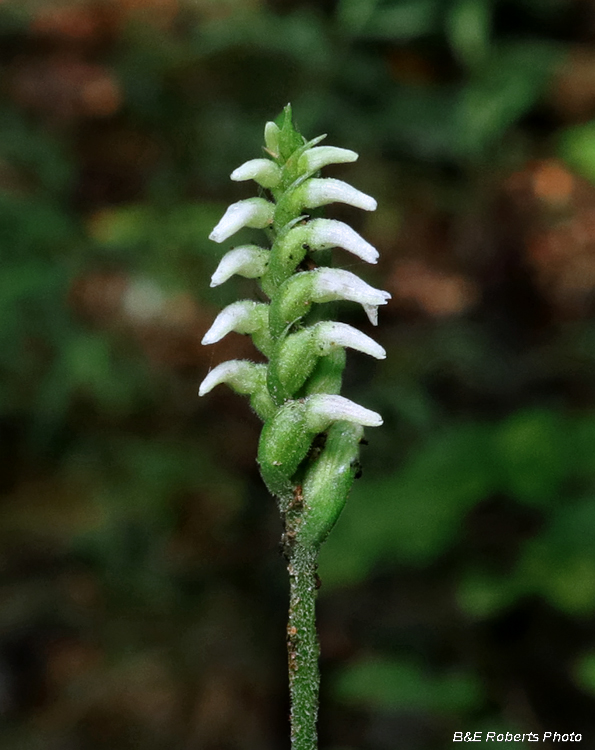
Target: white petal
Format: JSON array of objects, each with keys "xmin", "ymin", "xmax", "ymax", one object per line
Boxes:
[
  {"xmin": 231, "ymin": 159, "xmax": 281, "ymax": 188},
  {"xmin": 307, "ymin": 218, "xmax": 378, "ymax": 264},
  {"xmin": 298, "ymin": 178, "xmax": 377, "ymax": 212},
  {"xmin": 198, "ymin": 360, "xmax": 264, "ymax": 397},
  {"xmin": 264, "ymin": 121, "xmax": 280, "ymax": 155},
  {"xmin": 314, "ymin": 321, "xmax": 386, "ymax": 359},
  {"xmin": 306, "ymin": 394, "xmax": 383, "ymax": 429},
  {"xmin": 209, "ymin": 198, "xmax": 274, "ymax": 243},
  {"xmin": 298, "ymin": 146, "xmax": 358, "ymax": 174},
  {"xmin": 210, "ymin": 245, "xmax": 269, "ymax": 287},
  {"xmin": 201, "ymin": 301, "xmax": 264, "ymax": 344}
]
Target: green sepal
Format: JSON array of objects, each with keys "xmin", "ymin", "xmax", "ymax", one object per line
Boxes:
[
  {"xmin": 273, "ymin": 185, "xmax": 303, "ymax": 232},
  {"xmin": 301, "ymin": 347, "xmax": 345, "ymax": 396},
  {"xmin": 257, "ymin": 399, "xmax": 315, "ymax": 499},
  {"xmin": 267, "ymin": 328, "xmax": 319, "ymax": 404},
  {"xmin": 267, "ymin": 331, "xmax": 347, "ymax": 405},
  {"xmin": 277, "ymin": 104, "xmax": 305, "ymax": 164},
  {"xmin": 297, "ymin": 421, "xmax": 363, "ymax": 547},
  {"xmin": 249, "ymin": 386, "xmax": 277, "ymax": 423},
  {"xmin": 261, "ymin": 222, "xmax": 310, "ymax": 293},
  {"xmin": 249, "ymin": 305, "xmax": 275, "ymax": 358},
  {"xmin": 268, "ymin": 272, "xmax": 314, "ymax": 338}
]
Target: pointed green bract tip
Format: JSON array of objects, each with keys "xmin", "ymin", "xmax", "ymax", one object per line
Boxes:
[{"xmin": 275, "ymin": 103, "xmax": 305, "ymax": 162}]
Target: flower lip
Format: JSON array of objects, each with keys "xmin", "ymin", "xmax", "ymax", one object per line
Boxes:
[
  {"xmin": 297, "ymin": 178, "xmax": 377, "ymax": 212},
  {"xmin": 209, "ymin": 198, "xmax": 274, "ymax": 243},
  {"xmin": 210, "ymin": 245, "xmax": 269, "ymax": 287},
  {"xmin": 306, "ymin": 394, "xmax": 383, "ymax": 429},
  {"xmin": 306, "ymin": 218, "xmax": 378, "ymax": 264}
]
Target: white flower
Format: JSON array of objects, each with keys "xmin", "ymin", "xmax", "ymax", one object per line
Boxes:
[
  {"xmin": 306, "ymin": 218, "xmax": 378, "ymax": 264},
  {"xmin": 313, "ymin": 321, "xmax": 386, "ymax": 359},
  {"xmin": 298, "ymin": 146, "xmax": 358, "ymax": 175},
  {"xmin": 210, "ymin": 245, "xmax": 269, "ymax": 287},
  {"xmin": 264, "ymin": 121, "xmax": 281, "ymax": 156},
  {"xmin": 231, "ymin": 159, "xmax": 282, "ymax": 189},
  {"xmin": 198, "ymin": 360, "xmax": 266, "ymax": 397},
  {"xmin": 209, "ymin": 198, "xmax": 274, "ymax": 243},
  {"xmin": 305, "ymin": 394, "xmax": 383, "ymax": 431},
  {"xmin": 201, "ymin": 301, "xmax": 268, "ymax": 345},
  {"xmin": 295, "ymin": 178, "xmax": 377, "ymax": 212},
  {"xmin": 310, "ymin": 268, "xmax": 391, "ymax": 325}
]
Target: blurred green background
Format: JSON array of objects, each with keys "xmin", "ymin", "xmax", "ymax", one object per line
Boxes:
[{"xmin": 2, "ymin": 0, "xmax": 595, "ymax": 748}]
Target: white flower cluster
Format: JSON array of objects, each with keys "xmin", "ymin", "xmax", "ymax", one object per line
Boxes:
[{"xmin": 200, "ymin": 114, "xmax": 389, "ymax": 441}]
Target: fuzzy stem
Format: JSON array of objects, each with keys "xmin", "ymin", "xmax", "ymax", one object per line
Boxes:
[
  {"xmin": 287, "ymin": 541, "xmax": 320, "ymax": 750},
  {"xmin": 202, "ymin": 107, "xmax": 386, "ymax": 750}
]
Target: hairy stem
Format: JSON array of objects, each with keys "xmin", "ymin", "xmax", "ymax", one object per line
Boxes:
[
  {"xmin": 201, "ymin": 108, "xmax": 387, "ymax": 750},
  {"xmin": 287, "ymin": 541, "xmax": 320, "ymax": 750}
]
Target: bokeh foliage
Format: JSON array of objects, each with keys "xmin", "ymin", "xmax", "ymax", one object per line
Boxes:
[{"xmin": 1, "ymin": 0, "xmax": 595, "ymax": 748}]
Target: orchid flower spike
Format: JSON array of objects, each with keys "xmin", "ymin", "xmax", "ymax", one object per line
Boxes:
[
  {"xmin": 200, "ymin": 104, "xmax": 389, "ymax": 750},
  {"xmin": 201, "ymin": 104, "xmax": 388, "ymax": 547}
]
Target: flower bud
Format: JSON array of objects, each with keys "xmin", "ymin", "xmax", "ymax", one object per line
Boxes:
[
  {"xmin": 258, "ymin": 400, "xmax": 311, "ymax": 498},
  {"xmin": 298, "ymin": 421, "xmax": 364, "ymax": 547},
  {"xmin": 264, "ymin": 121, "xmax": 281, "ymax": 156},
  {"xmin": 231, "ymin": 159, "xmax": 282, "ymax": 188},
  {"xmin": 209, "ymin": 198, "xmax": 274, "ymax": 243},
  {"xmin": 210, "ymin": 245, "xmax": 269, "ymax": 287}
]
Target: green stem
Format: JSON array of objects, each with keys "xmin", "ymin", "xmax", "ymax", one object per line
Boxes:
[{"xmin": 287, "ymin": 540, "xmax": 320, "ymax": 750}]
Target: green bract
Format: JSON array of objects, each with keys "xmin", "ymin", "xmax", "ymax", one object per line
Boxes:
[{"xmin": 199, "ymin": 105, "xmax": 389, "ymax": 548}]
